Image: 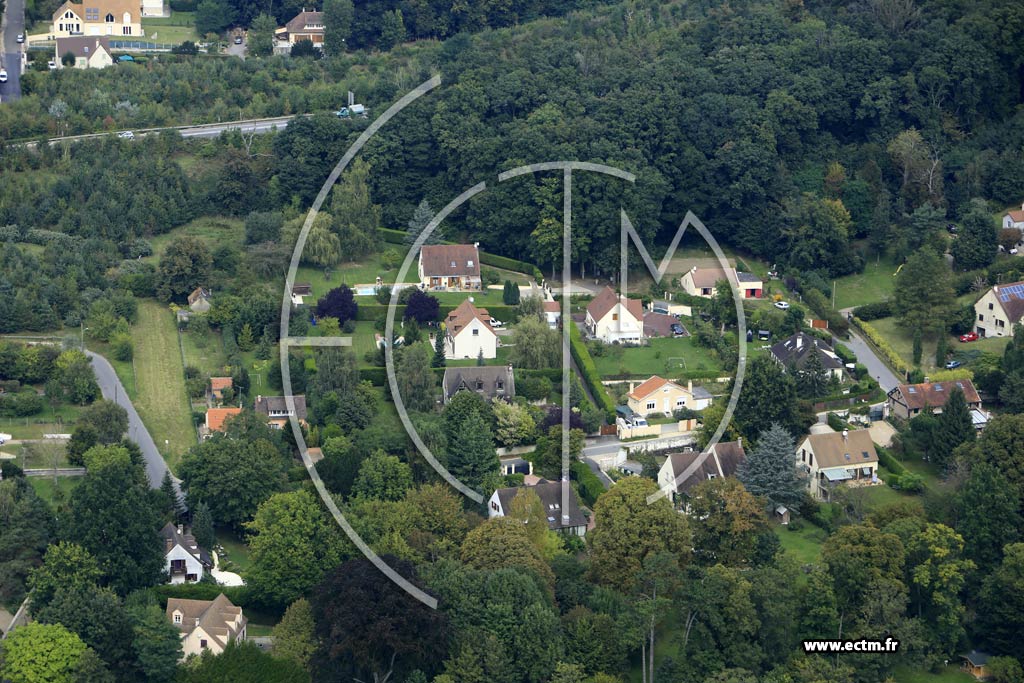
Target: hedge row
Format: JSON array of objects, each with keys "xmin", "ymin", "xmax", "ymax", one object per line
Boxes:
[
  {"xmin": 355, "ymin": 302, "xmax": 521, "ymax": 324},
  {"xmin": 570, "ymin": 324, "xmax": 617, "ymax": 421},
  {"xmin": 926, "ymin": 367, "xmax": 975, "ymax": 382},
  {"xmin": 571, "ymin": 460, "xmax": 606, "ymax": 507},
  {"xmin": 852, "ymin": 301, "xmax": 893, "ymax": 321},
  {"xmin": 801, "ymin": 288, "xmax": 849, "ymax": 335},
  {"xmin": 852, "ymin": 317, "xmax": 911, "ymax": 376},
  {"xmin": 875, "ymin": 446, "xmax": 924, "ymax": 491},
  {"xmin": 379, "ymin": 227, "xmax": 407, "ymax": 245}
]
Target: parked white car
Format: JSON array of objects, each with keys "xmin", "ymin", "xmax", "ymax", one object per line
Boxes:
[
  {"xmin": 0, "ymin": 433, "xmax": 12, "ymax": 445},
  {"xmin": 489, "ymin": 318, "xmax": 504, "ymax": 328},
  {"xmin": 0, "ymin": 70, "xmax": 8, "ymax": 83},
  {"xmin": 117, "ymin": 130, "xmax": 135, "ymax": 139},
  {"xmin": 774, "ymin": 301, "xmax": 791, "ymax": 310}
]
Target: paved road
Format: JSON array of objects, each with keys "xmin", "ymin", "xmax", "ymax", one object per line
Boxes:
[
  {"xmin": 24, "ymin": 115, "xmax": 298, "ymax": 146},
  {"xmin": 86, "ymin": 350, "xmax": 184, "ymax": 498},
  {"xmin": 0, "ymin": 0, "xmax": 25, "ymax": 102},
  {"xmin": 226, "ymin": 36, "xmax": 245, "ymax": 60},
  {"xmin": 841, "ymin": 328, "xmax": 901, "ymax": 392}
]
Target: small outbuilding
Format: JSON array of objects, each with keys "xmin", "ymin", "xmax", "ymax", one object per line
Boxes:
[
  {"xmin": 774, "ymin": 505, "xmax": 790, "ymax": 525},
  {"xmin": 960, "ymin": 651, "xmax": 991, "ymax": 680}
]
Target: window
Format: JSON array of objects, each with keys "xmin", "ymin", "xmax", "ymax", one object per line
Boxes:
[
  {"xmin": 675, "ymin": 398, "xmax": 685, "ymax": 407},
  {"xmin": 105, "ymin": 12, "xmax": 113, "ymax": 21},
  {"xmin": 979, "ymin": 314, "xmax": 984, "ymax": 321},
  {"xmin": 646, "ymin": 401, "xmax": 656, "ymax": 410},
  {"xmin": 85, "ymin": 7, "xmax": 99, "ymax": 19},
  {"xmin": 467, "ymin": 260, "xmax": 474, "ymax": 267},
  {"xmin": 200, "ymin": 639, "xmax": 208, "ymax": 649},
  {"xmin": 612, "ymin": 313, "xmax": 618, "ymax": 321},
  {"xmin": 472, "ymin": 329, "xmax": 479, "ymax": 336},
  {"xmin": 989, "ymin": 303, "xmax": 994, "ymax": 310},
  {"xmin": 475, "ymin": 380, "xmax": 483, "ymax": 390},
  {"xmin": 496, "ymin": 380, "xmax": 504, "ymax": 390},
  {"xmin": 173, "ymin": 613, "xmax": 182, "ymax": 624}
]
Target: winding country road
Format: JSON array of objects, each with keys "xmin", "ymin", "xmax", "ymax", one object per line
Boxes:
[{"xmin": 86, "ymin": 351, "xmax": 184, "ymax": 499}]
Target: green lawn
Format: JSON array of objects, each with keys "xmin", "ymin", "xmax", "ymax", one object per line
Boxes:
[
  {"xmin": 246, "ymin": 623, "xmax": 274, "ymax": 637},
  {"xmin": 591, "ymin": 336, "xmax": 726, "ymax": 379},
  {"xmin": 350, "ymin": 321, "xmax": 381, "ymax": 364},
  {"xmin": 132, "ymin": 301, "xmax": 196, "ymax": 472},
  {"xmin": 832, "ymin": 257, "xmax": 899, "ymax": 310},
  {"xmin": 0, "ymin": 401, "xmax": 83, "ymax": 440},
  {"xmin": 775, "ymin": 524, "xmax": 827, "ymax": 565},
  {"xmin": 860, "ymin": 480, "xmax": 912, "ymax": 509},
  {"xmin": 870, "ymin": 316, "xmax": 1009, "ymax": 373},
  {"xmin": 215, "ymin": 527, "xmax": 252, "ymax": 574},
  {"xmin": 892, "ymin": 665, "xmax": 975, "ymax": 683},
  {"xmin": 13, "ymin": 441, "xmax": 71, "ymax": 469},
  {"xmin": 141, "ymin": 20, "xmax": 200, "ymax": 44},
  {"xmin": 145, "ymin": 217, "xmax": 244, "ymax": 263},
  {"xmin": 28, "ymin": 477, "xmax": 82, "ymax": 508},
  {"xmin": 179, "ymin": 325, "xmax": 227, "ymax": 378}
]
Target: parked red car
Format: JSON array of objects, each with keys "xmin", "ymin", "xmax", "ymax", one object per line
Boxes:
[{"xmin": 959, "ymin": 332, "xmax": 979, "ymax": 343}]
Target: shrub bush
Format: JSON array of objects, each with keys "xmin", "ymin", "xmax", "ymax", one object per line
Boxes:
[
  {"xmin": 571, "ymin": 461, "xmax": 605, "ymax": 507},
  {"xmin": 851, "ymin": 301, "xmax": 892, "ymax": 321},
  {"xmin": 852, "ymin": 317, "xmax": 910, "ymax": 376},
  {"xmin": 569, "ymin": 324, "xmax": 616, "ymax": 421}
]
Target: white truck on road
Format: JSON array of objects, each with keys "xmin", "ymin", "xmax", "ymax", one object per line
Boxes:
[{"xmin": 0, "ymin": 433, "xmax": 12, "ymax": 445}]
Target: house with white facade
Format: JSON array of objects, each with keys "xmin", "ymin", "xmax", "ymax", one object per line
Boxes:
[
  {"xmin": 160, "ymin": 523, "xmax": 212, "ymax": 584},
  {"xmin": 543, "ymin": 301, "xmax": 561, "ymax": 329},
  {"xmin": 585, "ymin": 286, "xmax": 644, "ymax": 343},
  {"xmin": 254, "ymin": 395, "xmax": 307, "ymax": 429},
  {"xmin": 974, "ymin": 281, "xmax": 1024, "ymax": 338},
  {"xmin": 796, "ymin": 429, "xmax": 878, "ymax": 501},
  {"xmin": 54, "ymin": 36, "xmax": 113, "ymax": 69},
  {"xmin": 444, "ymin": 299, "xmax": 497, "ymax": 360},
  {"xmin": 1002, "ymin": 204, "xmax": 1024, "ymax": 231},
  {"xmin": 167, "ymin": 594, "xmax": 246, "ymax": 660},
  {"xmin": 679, "ymin": 266, "xmax": 763, "ymax": 299}
]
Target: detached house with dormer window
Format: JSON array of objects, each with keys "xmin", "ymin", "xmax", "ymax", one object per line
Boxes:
[
  {"xmin": 418, "ymin": 244, "xmax": 482, "ymax": 291},
  {"xmin": 167, "ymin": 594, "xmax": 246, "ymax": 660},
  {"xmin": 51, "ymin": 0, "xmax": 140, "ymax": 37},
  {"xmin": 254, "ymin": 395, "xmax": 307, "ymax": 429},
  {"xmin": 796, "ymin": 429, "xmax": 878, "ymax": 501},
  {"xmin": 160, "ymin": 523, "xmax": 212, "ymax": 584}
]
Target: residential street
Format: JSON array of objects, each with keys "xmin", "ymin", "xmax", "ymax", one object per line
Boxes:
[
  {"xmin": 0, "ymin": 0, "xmax": 25, "ymax": 102},
  {"xmin": 841, "ymin": 328, "xmax": 901, "ymax": 392},
  {"xmin": 86, "ymin": 350, "xmax": 184, "ymax": 498}
]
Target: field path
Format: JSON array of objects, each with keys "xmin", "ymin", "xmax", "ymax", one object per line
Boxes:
[{"xmin": 130, "ymin": 300, "xmax": 197, "ymax": 472}]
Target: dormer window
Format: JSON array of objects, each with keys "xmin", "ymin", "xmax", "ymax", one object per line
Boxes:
[
  {"xmin": 105, "ymin": 12, "xmax": 113, "ymax": 21},
  {"xmin": 173, "ymin": 612, "xmax": 182, "ymax": 624},
  {"xmin": 467, "ymin": 260, "xmax": 474, "ymax": 267}
]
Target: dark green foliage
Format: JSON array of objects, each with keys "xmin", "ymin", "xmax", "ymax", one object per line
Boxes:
[
  {"xmin": 569, "ymin": 461, "xmax": 605, "ymax": 507},
  {"xmin": 569, "ymin": 324, "xmax": 615, "ymax": 420},
  {"xmin": 732, "ymin": 357, "xmax": 804, "ymax": 440},
  {"xmin": 955, "ymin": 462, "xmax": 1021, "ymax": 572},
  {"xmin": 404, "ymin": 290, "xmax": 440, "ymax": 324},
  {"xmin": 739, "ymin": 423, "xmax": 805, "ymax": 510},
  {"xmin": 156, "ymin": 236, "xmax": 212, "ymax": 302},
  {"xmin": 178, "ymin": 640, "xmax": 309, "ymax": 683},
  {"xmin": 311, "ymin": 557, "xmax": 446, "ymax": 682},
  {"xmin": 912, "ymin": 328, "xmax": 923, "ymax": 366},
  {"xmin": 852, "ymin": 301, "xmax": 892, "ymax": 321},
  {"xmin": 192, "ymin": 501, "xmax": 215, "ymax": 550},
  {"xmin": 951, "ymin": 200, "xmax": 998, "ymax": 271},
  {"xmin": 447, "ymin": 410, "xmax": 497, "ymax": 491},
  {"xmin": 62, "ymin": 446, "xmax": 165, "ymax": 594},
  {"xmin": 0, "ymin": 478, "xmax": 52, "ymax": 608},
  {"xmin": 315, "ymin": 285, "xmax": 358, "ymax": 324}
]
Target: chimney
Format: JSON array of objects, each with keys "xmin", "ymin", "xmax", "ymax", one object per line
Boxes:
[
  {"xmin": 736, "ymin": 436, "xmax": 742, "ymax": 449},
  {"xmin": 629, "ymin": 381, "xmax": 635, "ymax": 393},
  {"xmin": 177, "ymin": 524, "xmax": 184, "ymax": 535},
  {"xmin": 842, "ymin": 429, "xmax": 848, "ymax": 442},
  {"xmin": 687, "ymin": 379, "xmax": 693, "ymax": 394}
]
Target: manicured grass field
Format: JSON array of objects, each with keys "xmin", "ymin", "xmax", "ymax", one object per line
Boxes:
[
  {"xmin": 132, "ymin": 301, "xmax": 196, "ymax": 472},
  {"xmin": 28, "ymin": 477, "xmax": 82, "ymax": 508},
  {"xmin": 832, "ymin": 257, "xmax": 898, "ymax": 310},
  {"xmin": 870, "ymin": 316, "xmax": 1008, "ymax": 373},
  {"xmin": 297, "ymin": 255, "xmax": 400, "ymax": 300},
  {"xmin": 0, "ymin": 402, "xmax": 82, "ymax": 440},
  {"xmin": 14, "ymin": 441, "xmax": 71, "ymax": 469},
  {"xmin": 590, "ymin": 336, "xmax": 726, "ymax": 378},
  {"xmin": 141, "ymin": 19, "xmax": 200, "ymax": 45},
  {"xmin": 775, "ymin": 523, "xmax": 827, "ymax": 565}
]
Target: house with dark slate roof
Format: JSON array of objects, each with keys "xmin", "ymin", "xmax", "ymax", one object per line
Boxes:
[
  {"xmin": 769, "ymin": 331, "xmax": 844, "ymax": 380},
  {"xmin": 488, "ymin": 479, "xmax": 588, "ymax": 536},
  {"xmin": 254, "ymin": 395, "xmax": 307, "ymax": 429},
  {"xmin": 160, "ymin": 523, "xmax": 212, "ymax": 585},
  {"xmin": 657, "ymin": 439, "xmax": 746, "ymax": 499},
  {"xmin": 442, "ymin": 366, "xmax": 515, "ymax": 403}
]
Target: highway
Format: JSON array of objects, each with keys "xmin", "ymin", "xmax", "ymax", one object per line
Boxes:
[
  {"xmin": 25, "ymin": 114, "xmax": 299, "ymax": 147},
  {"xmin": 0, "ymin": 0, "xmax": 25, "ymax": 102}
]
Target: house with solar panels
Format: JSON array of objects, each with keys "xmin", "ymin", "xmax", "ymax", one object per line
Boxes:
[
  {"xmin": 974, "ymin": 281, "xmax": 1024, "ymax": 337},
  {"xmin": 886, "ymin": 379, "xmax": 982, "ymax": 421}
]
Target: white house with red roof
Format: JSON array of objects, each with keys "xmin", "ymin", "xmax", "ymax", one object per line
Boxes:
[
  {"xmin": 1002, "ymin": 204, "xmax": 1024, "ymax": 231},
  {"xmin": 444, "ymin": 299, "xmax": 497, "ymax": 360},
  {"xmin": 585, "ymin": 286, "xmax": 644, "ymax": 343},
  {"xmin": 543, "ymin": 300, "xmax": 561, "ymax": 329}
]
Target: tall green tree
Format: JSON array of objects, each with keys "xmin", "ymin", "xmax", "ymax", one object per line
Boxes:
[
  {"xmin": 191, "ymin": 501, "xmax": 215, "ymax": 550},
  {"xmin": 951, "ymin": 199, "xmax": 998, "ymax": 271},
  {"xmin": 178, "ymin": 435, "xmax": 289, "ymax": 530},
  {"xmin": 588, "ymin": 477, "xmax": 690, "ymax": 590},
  {"xmin": 246, "ymin": 491, "xmax": 345, "ymax": 609},
  {"xmin": 352, "ymin": 450, "xmax": 413, "ymax": 502},
  {"xmin": 955, "ymin": 413, "xmax": 1024, "ymax": 499},
  {"xmin": 934, "ymin": 387, "xmax": 974, "ymax": 469},
  {"xmin": 432, "ymin": 327, "xmax": 447, "ymax": 367},
  {"xmin": 377, "ymin": 9, "xmax": 406, "ymax": 50},
  {"xmin": 62, "ymin": 446, "xmax": 164, "ymax": 594},
  {"xmin": 0, "ymin": 478, "xmax": 51, "ymax": 608},
  {"xmin": 447, "ymin": 410, "xmax": 498, "ymax": 491},
  {"xmin": 248, "ymin": 13, "xmax": 277, "ymax": 57},
  {"xmin": 34, "ymin": 585, "xmax": 134, "ymax": 680},
  {"xmin": 906, "ymin": 523, "xmax": 975, "ymax": 655},
  {"xmin": 821, "ymin": 524, "xmax": 906, "ymax": 634},
  {"xmin": 979, "ymin": 543, "xmax": 1024, "ymax": 660},
  {"xmin": 893, "ymin": 247, "xmax": 956, "ymax": 338},
  {"xmin": 395, "ymin": 343, "xmax": 436, "ymax": 412},
  {"xmin": 738, "ymin": 423, "xmax": 805, "ymax": 510},
  {"xmin": 0, "ymin": 623, "xmax": 90, "ymax": 683},
  {"xmin": 272, "ymin": 598, "xmax": 317, "ymax": 672},
  {"xmin": 688, "ymin": 477, "xmax": 768, "ymax": 567},
  {"xmin": 405, "ymin": 198, "xmax": 435, "ymax": 245},
  {"xmin": 955, "ymin": 462, "xmax": 1021, "ymax": 572},
  {"xmin": 177, "ymin": 640, "xmax": 308, "ymax": 683},
  {"xmin": 156, "ymin": 236, "xmax": 212, "ymax": 302},
  {"xmin": 732, "ymin": 356, "xmax": 803, "ymax": 439},
  {"xmin": 329, "ymin": 159, "xmax": 380, "ymax": 260}
]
